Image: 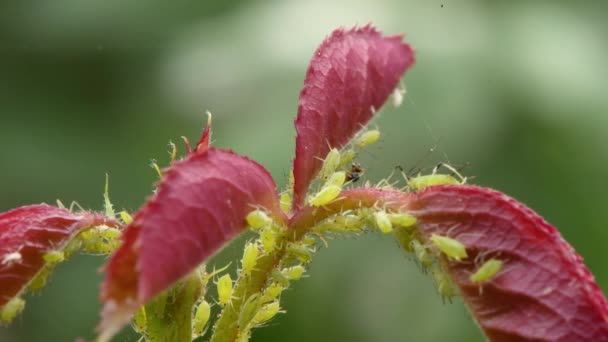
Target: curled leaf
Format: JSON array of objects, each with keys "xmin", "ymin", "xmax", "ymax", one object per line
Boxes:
[
  {"xmin": 0, "ymin": 205, "xmax": 115, "ymax": 313},
  {"xmin": 409, "ymin": 185, "xmax": 608, "ymax": 342},
  {"xmin": 100, "ymin": 148, "xmax": 283, "ymax": 339},
  {"xmin": 292, "ymin": 25, "xmax": 415, "ymax": 208}
]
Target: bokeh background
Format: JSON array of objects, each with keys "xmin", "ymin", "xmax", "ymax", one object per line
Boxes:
[{"xmin": 1, "ymin": 0, "xmax": 607, "ymax": 341}]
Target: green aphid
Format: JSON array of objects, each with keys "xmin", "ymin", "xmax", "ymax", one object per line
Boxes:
[
  {"xmin": 0, "ymin": 297, "xmax": 25, "ymax": 324},
  {"xmin": 470, "ymin": 258, "xmax": 503, "ymax": 283},
  {"xmin": 252, "ymin": 301, "xmax": 281, "ymax": 325},
  {"xmin": 408, "ymin": 174, "xmax": 460, "ymax": 191},
  {"xmin": 193, "ymin": 300, "xmax": 210, "ymax": 336},
  {"xmin": 238, "ymin": 294, "xmax": 262, "ymax": 330},
  {"xmin": 411, "ymin": 239, "xmax": 433, "ymax": 268},
  {"xmin": 430, "ymin": 234, "xmax": 468, "ymax": 261},
  {"xmin": 319, "ymin": 148, "xmax": 341, "ymax": 180},
  {"xmin": 286, "ymin": 242, "xmax": 313, "ymax": 264}
]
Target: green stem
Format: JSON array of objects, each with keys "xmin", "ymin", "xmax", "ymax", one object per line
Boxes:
[{"xmin": 145, "ymin": 271, "xmax": 202, "ymax": 342}]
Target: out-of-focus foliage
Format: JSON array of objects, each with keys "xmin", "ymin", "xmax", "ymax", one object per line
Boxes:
[{"xmin": 1, "ymin": 0, "xmax": 606, "ymax": 341}]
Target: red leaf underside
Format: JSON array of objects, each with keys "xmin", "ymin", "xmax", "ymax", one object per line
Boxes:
[
  {"xmin": 0, "ymin": 205, "xmax": 112, "ymax": 307},
  {"xmin": 292, "ymin": 25, "xmax": 415, "ymax": 209},
  {"xmin": 409, "ymin": 185, "xmax": 608, "ymax": 342},
  {"xmin": 100, "ymin": 148, "xmax": 283, "ymax": 336}
]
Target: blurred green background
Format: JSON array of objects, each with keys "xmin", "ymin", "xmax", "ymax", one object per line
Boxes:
[{"xmin": 1, "ymin": 0, "xmax": 607, "ymax": 341}]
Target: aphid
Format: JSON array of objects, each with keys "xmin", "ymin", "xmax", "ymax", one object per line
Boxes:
[
  {"xmin": 470, "ymin": 258, "xmax": 503, "ymax": 283},
  {"xmin": 319, "ymin": 148, "xmax": 341, "ymax": 180},
  {"xmin": 252, "ymin": 301, "xmax": 281, "ymax": 325},
  {"xmin": 270, "ymin": 269, "xmax": 290, "ymax": 286},
  {"xmin": 374, "ymin": 210, "xmax": 393, "ymax": 234},
  {"xmin": 0, "ymin": 297, "xmax": 25, "ymax": 324},
  {"xmin": 217, "ymin": 274, "xmax": 233, "ymax": 306},
  {"xmin": 333, "ymin": 215, "xmax": 364, "ymax": 231},
  {"xmin": 193, "ymin": 300, "xmax": 211, "ymax": 336},
  {"xmin": 119, "ymin": 211, "xmax": 133, "ymax": 224},
  {"xmin": 286, "ymin": 242, "xmax": 313, "ymax": 264},
  {"xmin": 43, "ymin": 250, "xmax": 65, "ymax": 264},
  {"xmin": 430, "ymin": 234, "xmax": 468, "ymax": 261},
  {"xmin": 246, "ymin": 209, "xmax": 272, "ymax": 230},
  {"xmin": 355, "ymin": 130, "xmax": 381, "ymax": 148},
  {"xmin": 238, "ymin": 294, "xmax": 262, "ymax": 330},
  {"xmin": 340, "ymin": 149, "xmax": 356, "ymax": 167},
  {"xmin": 279, "ymin": 193, "xmax": 291, "ymax": 214},
  {"xmin": 282, "ymin": 265, "xmax": 305, "ymax": 280},
  {"xmin": 262, "ymin": 283, "xmax": 284, "ymax": 302},
  {"xmin": 411, "ymin": 239, "xmax": 433, "ymax": 267},
  {"xmin": 408, "ymin": 174, "xmax": 460, "ymax": 191},
  {"xmin": 309, "ymin": 185, "xmax": 341, "ymax": 207},
  {"xmin": 325, "ymin": 171, "xmax": 346, "ymax": 187},
  {"xmin": 430, "ymin": 264, "xmax": 457, "ymax": 301},
  {"xmin": 388, "ymin": 213, "xmax": 417, "ymax": 228},
  {"xmin": 241, "ymin": 242, "xmax": 259, "ymax": 276},
  {"xmin": 260, "ymin": 227, "xmax": 277, "ymax": 253},
  {"xmin": 345, "ymin": 162, "xmax": 364, "ymax": 183},
  {"xmin": 132, "ymin": 306, "xmax": 147, "ymax": 334}
]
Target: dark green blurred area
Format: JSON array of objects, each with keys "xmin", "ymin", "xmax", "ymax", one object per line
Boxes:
[{"xmin": 1, "ymin": 0, "xmax": 607, "ymax": 341}]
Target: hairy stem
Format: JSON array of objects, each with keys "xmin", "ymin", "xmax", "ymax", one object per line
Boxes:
[{"xmin": 211, "ymin": 188, "xmax": 411, "ymax": 342}]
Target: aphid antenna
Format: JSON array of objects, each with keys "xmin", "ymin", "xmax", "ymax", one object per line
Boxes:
[
  {"xmin": 434, "ymin": 162, "xmax": 467, "ymax": 183},
  {"xmin": 69, "ymin": 201, "xmax": 85, "ymax": 212}
]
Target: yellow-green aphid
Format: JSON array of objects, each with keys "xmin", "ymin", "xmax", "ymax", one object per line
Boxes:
[
  {"xmin": 411, "ymin": 239, "xmax": 433, "ymax": 268},
  {"xmin": 43, "ymin": 250, "xmax": 65, "ymax": 264},
  {"xmin": 408, "ymin": 174, "xmax": 460, "ymax": 191},
  {"xmin": 340, "ymin": 149, "xmax": 356, "ymax": 167},
  {"xmin": 374, "ymin": 210, "xmax": 393, "ymax": 234},
  {"xmin": 286, "ymin": 242, "xmax": 313, "ymax": 263},
  {"xmin": 193, "ymin": 300, "xmax": 211, "ymax": 336},
  {"xmin": 388, "ymin": 213, "xmax": 417, "ymax": 228},
  {"xmin": 270, "ymin": 269, "xmax": 290, "ymax": 287},
  {"xmin": 241, "ymin": 242, "xmax": 259, "ymax": 276},
  {"xmin": 356, "ymin": 130, "xmax": 381, "ymax": 148},
  {"xmin": 0, "ymin": 297, "xmax": 25, "ymax": 324},
  {"xmin": 325, "ymin": 171, "xmax": 346, "ymax": 187},
  {"xmin": 217, "ymin": 274, "xmax": 233, "ymax": 306},
  {"xmin": 238, "ymin": 294, "xmax": 262, "ymax": 329},
  {"xmin": 262, "ymin": 283, "xmax": 284, "ymax": 302},
  {"xmin": 470, "ymin": 258, "xmax": 503, "ymax": 283},
  {"xmin": 99, "ymin": 226, "xmax": 121, "ymax": 239},
  {"xmin": 260, "ymin": 227, "xmax": 277, "ymax": 253},
  {"xmin": 334, "ymin": 215, "xmax": 364, "ymax": 231},
  {"xmin": 319, "ymin": 148, "xmax": 341, "ymax": 180},
  {"xmin": 394, "ymin": 227, "xmax": 414, "ymax": 253},
  {"xmin": 133, "ymin": 306, "xmax": 147, "ymax": 333},
  {"xmin": 252, "ymin": 301, "xmax": 281, "ymax": 325},
  {"xmin": 430, "ymin": 234, "xmax": 468, "ymax": 261},
  {"xmin": 246, "ymin": 209, "xmax": 272, "ymax": 231},
  {"xmin": 103, "ymin": 174, "xmax": 115, "ymax": 218},
  {"xmin": 279, "ymin": 192, "xmax": 291, "ymax": 214},
  {"xmin": 309, "ymin": 185, "xmax": 342, "ymax": 207},
  {"xmin": 119, "ymin": 211, "xmax": 133, "ymax": 224},
  {"xmin": 282, "ymin": 265, "xmax": 305, "ymax": 280},
  {"xmin": 430, "ymin": 264, "xmax": 457, "ymax": 301}
]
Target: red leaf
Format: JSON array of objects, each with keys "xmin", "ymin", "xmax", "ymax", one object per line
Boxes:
[
  {"xmin": 409, "ymin": 185, "xmax": 608, "ymax": 342},
  {"xmin": 0, "ymin": 205, "xmax": 113, "ymax": 307},
  {"xmin": 292, "ymin": 25, "xmax": 415, "ymax": 209},
  {"xmin": 100, "ymin": 148, "xmax": 283, "ymax": 338}
]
